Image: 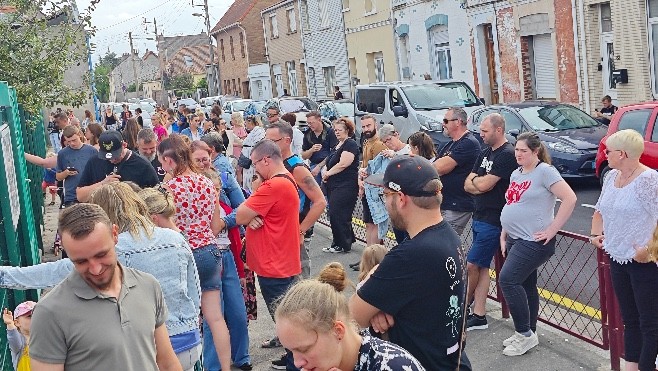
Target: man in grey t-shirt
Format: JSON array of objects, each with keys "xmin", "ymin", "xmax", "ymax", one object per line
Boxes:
[
  {"xmin": 29, "ymin": 204, "xmax": 181, "ymax": 371},
  {"xmin": 55, "ymin": 126, "xmax": 98, "ymax": 206}
]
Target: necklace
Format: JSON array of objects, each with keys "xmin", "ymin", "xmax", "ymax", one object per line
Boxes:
[{"xmin": 618, "ymin": 166, "xmax": 640, "ymax": 187}]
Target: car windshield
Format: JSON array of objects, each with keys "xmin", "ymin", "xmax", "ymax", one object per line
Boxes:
[
  {"xmin": 232, "ymin": 101, "xmax": 252, "ymax": 112},
  {"xmin": 334, "ymin": 102, "xmax": 354, "ymax": 117},
  {"xmin": 401, "ymin": 83, "xmax": 480, "ymax": 110},
  {"xmin": 518, "ymin": 105, "xmax": 600, "ymax": 131},
  {"xmin": 138, "ymin": 103, "xmax": 155, "ymax": 113},
  {"xmin": 280, "ymin": 98, "xmax": 318, "ymax": 113},
  {"xmin": 179, "ymin": 99, "xmax": 197, "ymax": 106},
  {"xmin": 252, "ymin": 101, "xmax": 266, "ymax": 111}
]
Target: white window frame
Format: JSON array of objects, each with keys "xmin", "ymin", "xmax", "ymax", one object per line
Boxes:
[
  {"xmin": 374, "ymin": 57, "xmax": 385, "ymax": 82},
  {"xmin": 433, "ymin": 45, "xmax": 453, "ymax": 80},
  {"xmin": 342, "ymin": 0, "xmax": 350, "ymax": 12},
  {"xmin": 287, "ymin": 7, "xmax": 297, "ymax": 33},
  {"xmin": 270, "ymin": 14, "xmax": 279, "ymax": 39},
  {"xmin": 365, "ymin": 0, "xmax": 376, "ymax": 15},
  {"xmin": 323, "ymin": 66, "xmax": 336, "ymax": 98},
  {"xmin": 287, "ymin": 61, "xmax": 299, "ymax": 96},
  {"xmin": 318, "ymin": 0, "xmax": 330, "ymax": 29},
  {"xmin": 649, "ymin": 0, "xmax": 658, "ymax": 96}
]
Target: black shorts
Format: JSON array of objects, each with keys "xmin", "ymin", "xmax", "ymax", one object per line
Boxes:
[{"xmin": 361, "ymin": 196, "xmax": 374, "ymax": 224}]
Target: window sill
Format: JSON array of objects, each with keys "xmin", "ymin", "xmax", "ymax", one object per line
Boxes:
[
  {"xmin": 342, "ymin": 8, "xmax": 350, "ymax": 13},
  {"xmin": 287, "ymin": 30, "xmax": 298, "ymax": 35},
  {"xmin": 271, "ymin": 36, "xmax": 280, "ymax": 39},
  {"xmin": 364, "ymin": 10, "xmax": 377, "ymax": 17}
]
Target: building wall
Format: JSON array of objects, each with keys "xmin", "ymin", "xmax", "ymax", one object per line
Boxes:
[
  {"xmin": 392, "ymin": 0, "xmax": 475, "ymax": 88},
  {"xmin": 344, "ymin": 0, "xmax": 397, "ymax": 85},
  {"xmin": 216, "ymin": 27, "xmax": 250, "ymax": 98},
  {"xmin": 109, "ymin": 54, "xmax": 160, "ymax": 102},
  {"xmin": 263, "ymin": 0, "xmax": 308, "ymax": 97},
  {"xmin": 301, "ymin": 0, "xmax": 351, "ymax": 100}
]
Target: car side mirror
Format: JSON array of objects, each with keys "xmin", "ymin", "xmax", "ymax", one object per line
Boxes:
[
  {"xmin": 508, "ymin": 129, "xmax": 520, "ymax": 137},
  {"xmin": 392, "ymin": 105, "xmax": 408, "ymax": 118},
  {"xmin": 479, "ymin": 97, "xmax": 486, "ymax": 105}
]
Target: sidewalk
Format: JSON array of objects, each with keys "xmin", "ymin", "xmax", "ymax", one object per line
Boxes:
[{"xmin": 38, "ymin": 205, "xmax": 612, "ymax": 370}]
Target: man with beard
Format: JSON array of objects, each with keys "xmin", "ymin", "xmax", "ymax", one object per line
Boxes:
[
  {"xmin": 137, "ymin": 129, "xmax": 165, "ymax": 182},
  {"xmin": 351, "ymin": 155, "xmax": 471, "ymax": 371},
  {"xmin": 29, "ymin": 204, "xmax": 181, "ymax": 371}
]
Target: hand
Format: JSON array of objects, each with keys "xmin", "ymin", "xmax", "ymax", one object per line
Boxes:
[
  {"xmin": 102, "ymin": 174, "xmax": 121, "ymax": 184},
  {"xmin": 248, "ymin": 216, "xmax": 264, "ymax": 230},
  {"xmin": 217, "ymin": 219, "xmax": 226, "ymax": 232},
  {"xmin": 633, "ymin": 244, "xmax": 651, "ymax": 263},
  {"xmin": 381, "ymin": 149, "xmax": 395, "ymax": 159},
  {"xmin": 322, "ymin": 173, "xmax": 329, "ymax": 183},
  {"xmin": 500, "ymin": 239, "xmax": 507, "ymax": 258},
  {"xmin": 311, "ymin": 144, "xmax": 322, "ymax": 153},
  {"xmin": 590, "ymin": 235, "xmax": 604, "ymax": 249},
  {"xmin": 533, "ymin": 227, "xmax": 558, "ymax": 245},
  {"xmin": 64, "ymin": 169, "xmax": 78, "ymax": 177},
  {"xmin": 594, "ymin": 111, "xmax": 602, "ymax": 118},
  {"xmin": 370, "ymin": 312, "xmax": 394, "ymax": 334},
  {"xmin": 2, "ymin": 308, "xmax": 15, "ymax": 329},
  {"xmin": 358, "ymin": 167, "xmax": 368, "ymax": 180},
  {"xmin": 311, "ymin": 166, "xmax": 321, "ymax": 177}
]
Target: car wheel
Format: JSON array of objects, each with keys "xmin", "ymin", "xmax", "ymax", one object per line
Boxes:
[{"xmin": 599, "ymin": 165, "xmax": 611, "ymax": 187}]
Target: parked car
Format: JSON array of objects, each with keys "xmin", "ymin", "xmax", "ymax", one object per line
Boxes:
[
  {"xmin": 354, "ymin": 80, "xmax": 484, "ymax": 149},
  {"xmin": 468, "ymin": 102, "xmax": 607, "ymax": 178},
  {"xmin": 176, "ymin": 97, "xmax": 200, "ymax": 111},
  {"xmin": 221, "ymin": 99, "xmax": 253, "ymax": 123},
  {"xmin": 260, "ymin": 97, "xmax": 319, "ymax": 131},
  {"xmin": 595, "ymin": 101, "xmax": 658, "ymax": 185},
  {"xmin": 241, "ymin": 100, "xmax": 267, "ymax": 123},
  {"xmin": 318, "ymin": 99, "xmax": 360, "ymax": 143},
  {"xmin": 129, "ymin": 102, "xmax": 154, "ymax": 128}
]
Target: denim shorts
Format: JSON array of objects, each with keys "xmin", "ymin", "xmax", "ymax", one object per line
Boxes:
[
  {"xmin": 192, "ymin": 244, "xmax": 224, "ymax": 292},
  {"xmin": 467, "ymin": 220, "xmax": 502, "ymax": 268}
]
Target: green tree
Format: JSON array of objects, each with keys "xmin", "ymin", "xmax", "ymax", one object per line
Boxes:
[
  {"xmin": 0, "ymin": 0, "xmax": 99, "ymax": 116},
  {"xmin": 94, "ymin": 63, "xmax": 111, "ymax": 102},
  {"xmin": 196, "ymin": 77, "xmax": 207, "ymax": 90},
  {"xmin": 168, "ymin": 73, "xmax": 194, "ymax": 95}
]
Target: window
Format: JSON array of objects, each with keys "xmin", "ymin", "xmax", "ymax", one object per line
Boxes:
[
  {"xmin": 399, "ymin": 35, "xmax": 410, "ymax": 79},
  {"xmin": 600, "ymin": 3, "xmax": 612, "ymax": 33},
  {"xmin": 652, "ymin": 114, "xmax": 658, "ymax": 142},
  {"xmin": 429, "ymin": 25, "xmax": 452, "ymax": 80},
  {"xmin": 300, "ymin": 0, "xmax": 309, "ymax": 31},
  {"xmin": 365, "ymin": 0, "xmax": 375, "ymax": 14},
  {"xmin": 230, "ymin": 36, "xmax": 235, "ymax": 60},
  {"xmin": 270, "ymin": 14, "xmax": 279, "ymax": 38},
  {"xmin": 286, "ymin": 61, "xmax": 298, "ymax": 96},
  {"xmin": 318, "ymin": 0, "xmax": 330, "ymax": 28},
  {"xmin": 356, "ymin": 88, "xmax": 386, "ymax": 114},
  {"xmin": 323, "ymin": 66, "xmax": 336, "ymax": 97},
  {"xmin": 307, "ymin": 67, "xmax": 316, "ymax": 97},
  {"xmin": 649, "ymin": 0, "xmax": 658, "ymax": 95},
  {"xmin": 389, "ymin": 89, "xmax": 405, "ymax": 110},
  {"xmin": 239, "ymin": 32, "xmax": 246, "ymax": 58},
  {"xmin": 287, "ymin": 8, "xmax": 297, "ymax": 33},
  {"xmin": 232, "ymin": 79, "xmax": 236, "ymax": 94},
  {"xmin": 617, "ymin": 109, "xmax": 651, "ymax": 135},
  {"xmin": 274, "ymin": 72, "xmax": 283, "ymax": 96},
  {"xmin": 238, "ymin": 78, "xmax": 242, "ymax": 94},
  {"xmin": 220, "ymin": 39, "xmax": 225, "ymax": 62},
  {"xmin": 374, "ymin": 54, "xmax": 385, "ymax": 82},
  {"xmin": 342, "ymin": 0, "xmax": 349, "ymax": 10}
]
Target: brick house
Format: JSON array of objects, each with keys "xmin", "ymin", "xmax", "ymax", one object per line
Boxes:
[
  {"xmin": 211, "ymin": 0, "xmax": 279, "ymax": 99},
  {"xmin": 261, "ymin": 0, "xmax": 308, "ymax": 98},
  {"xmin": 464, "ymin": 0, "xmax": 579, "ymax": 105}
]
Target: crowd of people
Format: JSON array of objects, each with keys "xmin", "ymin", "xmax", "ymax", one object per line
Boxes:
[{"xmin": 3, "ymin": 103, "xmax": 658, "ymax": 371}]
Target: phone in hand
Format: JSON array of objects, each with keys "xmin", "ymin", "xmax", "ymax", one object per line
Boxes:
[{"xmin": 66, "ymin": 166, "xmax": 77, "ymax": 172}]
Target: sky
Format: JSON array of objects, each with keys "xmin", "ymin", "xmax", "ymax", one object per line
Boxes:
[{"xmin": 76, "ymin": 0, "xmax": 232, "ymax": 62}]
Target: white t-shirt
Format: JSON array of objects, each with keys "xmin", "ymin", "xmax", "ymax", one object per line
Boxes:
[
  {"xmin": 291, "ymin": 126, "xmax": 304, "ymax": 156},
  {"xmin": 216, "ymin": 206, "xmax": 231, "ymax": 247}
]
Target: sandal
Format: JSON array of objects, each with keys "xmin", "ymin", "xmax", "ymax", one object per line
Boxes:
[{"xmin": 261, "ymin": 336, "xmax": 282, "ymax": 348}]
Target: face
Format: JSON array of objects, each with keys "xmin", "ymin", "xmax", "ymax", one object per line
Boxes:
[
  {"xmin": 383, "ymin": 190, "xmax": 407, "ymax": 231},
  {"xmin": 442, "ymin": 111, "xmax": 461, "ymax": 136},
  {"xmin": 381, "ymin": 133, "xmax": 398, "ymax": 150},
  {"xmin": 190, "ymin": 116, "xmax": 201, "ymax": 128},
  {"xmin": 245, "ymin": 118, "xmax": 256, "ymax": 131},
  {"xmin": 192, "ymin": 148, "xmax": 212, "ymax": 170},
  {"xmin": 108, "ymin": 147, "xmax": 127, "ymax": 165},
  {"xmin": 250, "ymin": 152, "xmax": 271, "ymax": 180},
  {"xmin": 138, "ymin": 139, "xmax": 157, "ymax": 161},
  {"xmin": 361, "ymin": 118, "xmax": 377, "ymax": 139},
  {"xmin": 178, "ymin": 105, "xmax": 185, "ymax": 113},
  {"xmin": 602, "ymin": 99, "xmax": 611, "ymax": 108},
  {"xmin": 15, "ymin": 314, "xmax": 32, "ymax": 335},
  {"xmin": 604, "ymin": 140, "xmax": 626, "ymax": 169},
  {"xmin": 277, "ymin": 318, "xmax": 344, "ymax": 371},
  {"xmin": 479, "ymin": 120, "xmax": 498, "ymax": 147},
  {"xmin": 307, "ymin": 115, "xmax": 322, "ymax": 132},
  {"xmin": 267, "ymin": 109, "xmax": 280, "ymax": 123},
  {"xmin": 266, "ymin": 128, "xmax": 290, "ymax": 152},
  {"xmin": 56, "ymin": 118, "xmax": 69, "ymax": 129},
  {"xmin": 333, "ymin": 123, "xmax": 348, "ymax": 141},
  {"xmin": 64, "ymin": 134, "xmax": 83, "ymax": 149},
  {"xmin": 62, "ymin": 223, "xmax": 119, "ymax": 292},
  {"xmin": 514, "ymin": 140, "xmax": 539, "ymax": 167}
]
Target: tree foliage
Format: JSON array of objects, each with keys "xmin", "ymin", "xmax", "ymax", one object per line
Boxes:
[
  {"xmin": 196, "ymin": 77, "xmax": 208, "ymax": 90},
  {"xmin": 0, "ymin": 0, "xmax": 100, "ymax": 116},
  {"xmin": 167, "ymin": 73, "xmax": 194, "ymax": 95}
]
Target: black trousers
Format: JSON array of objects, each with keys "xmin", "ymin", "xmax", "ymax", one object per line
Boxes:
[{"xmin": 326, "ymin": 181, "xmax": 358, "ymax": 251}]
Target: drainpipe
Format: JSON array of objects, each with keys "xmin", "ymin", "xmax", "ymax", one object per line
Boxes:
[
  {"xmin": 571, "ymin": 0, "xmax": 584, "ymax": 109},
  {"xmin": 577, "ymin": 0, "xmax": 591, "ymax": 113}
]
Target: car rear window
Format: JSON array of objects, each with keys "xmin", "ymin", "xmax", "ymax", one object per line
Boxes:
[
  {"xmin": 356, "ymin": 88, "xmax": 386, "ymax": 114},
  {"xmin": 617, "ymin": 109, "xmax": 651, "ymax": 136}
]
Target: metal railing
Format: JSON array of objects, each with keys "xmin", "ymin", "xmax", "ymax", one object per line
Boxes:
[{"xmin": 319, "ymin": 204, "xmax": 624, "ymax": 371}]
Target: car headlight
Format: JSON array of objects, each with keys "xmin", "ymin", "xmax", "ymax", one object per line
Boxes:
[
  {"xmin": 417, "ymin": 115, "xmax": 443, "ymax": 132},
  {"xmin": 547, "ymin": 142, "xmax": 580, "ymax": 154}
]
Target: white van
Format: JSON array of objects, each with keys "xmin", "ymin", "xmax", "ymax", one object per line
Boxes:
[{"xmin": 354, "ymin": 80, "xmax": 484, "ymax": 148}]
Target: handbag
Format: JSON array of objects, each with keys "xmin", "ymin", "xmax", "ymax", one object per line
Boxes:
[{"xmin": 237, "ymin": 153, "xmax": 252, "ymax": 169}]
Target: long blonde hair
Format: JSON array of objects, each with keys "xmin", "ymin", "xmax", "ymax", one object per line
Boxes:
[
  {"xmin": 358, "ymin": 244, "xmax": 389, "ymax": 282},
  {"xmin": 138, "ymin": 187, "xmax": 176, "ymax": 218},
  {"xmin": 89, "ymin": 182, "xmax": 154, "ymax": 238}
]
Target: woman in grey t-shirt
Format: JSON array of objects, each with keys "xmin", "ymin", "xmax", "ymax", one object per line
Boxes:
[{"xmin": 498, "ymin": 132, "xmax": 577, "ymax": 357}]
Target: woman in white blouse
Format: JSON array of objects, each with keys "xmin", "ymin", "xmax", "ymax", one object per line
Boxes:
[{"xmin": 591, "ymin": 129, "xmax": 658, "ymax": 371}]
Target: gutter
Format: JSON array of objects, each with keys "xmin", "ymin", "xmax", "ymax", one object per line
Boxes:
[
  {"xmin": 571, "ymin": 0, "xmax": 583, "ymax": 109},
  {"xmin": 577, "ymin": 0, "xmax": 591, "ymax": 113}
]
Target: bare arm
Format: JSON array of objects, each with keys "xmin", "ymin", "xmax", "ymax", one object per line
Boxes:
[
  {"xmin": 76, "ymin": 175, "xmax": 120, "ymax": 202},
  {"xmin": 590, "ymin": 211, "xmax": 605, "ymax": 249},
  {"xmin": 295, "ymin": 169, "xmax": 327, "ymax": 233},
  {"xmin": 349, "ymin": 293, "xmax": 383, "ymax": 328},
  {"xmin": 210, "ymin": 199, "xmax": 226, "ymax": 235},
  {"xmin": 236, "ymin": 204, "xmax": 259, "ymax": 225},
  {"xmin": 154, "ymin": 324, "xmax": 183, "ymax": 371},
  {"xmin": 433, "ymin": 155, "xmax": 458, "ymax": 176},
  {"xmin": 324, "ymin": 151, "xmax": 355, "ymax": 177},
  {"xmin": 464, "ymin": 172, "xmax": 501, "ymax": 195},
  {"xmin": 533, "ymin": 180, "xmax": 577, "ymax": 244},
  {"xmin": 31, "ymin": 360, "xmax": 64, "ymax": 371},
  {"xmin": 25, "ymin": 153, "xmax": 57, "ymax": 168}
]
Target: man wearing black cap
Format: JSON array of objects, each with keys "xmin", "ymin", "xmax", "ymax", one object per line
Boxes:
[
  {"xmin": 350, "ymin": 155, "xmax": 471, "ymax": 370},
  {"xmin": 76, "ymin": 130, "xmax": 159, "ymax": 201}
]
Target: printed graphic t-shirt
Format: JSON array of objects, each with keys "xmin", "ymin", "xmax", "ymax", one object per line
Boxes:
[{"xmin": 471, "ymin": 142, "xmax": 518, "ymax": 226}]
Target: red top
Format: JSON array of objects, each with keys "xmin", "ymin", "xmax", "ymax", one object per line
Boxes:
[
  {"xmin": 244, "ymin": 174, "xmax": 301, "ymax": 278},
  {"xmin": 168, "ymin": 173, "xmax": 217, "ymax": 249}
]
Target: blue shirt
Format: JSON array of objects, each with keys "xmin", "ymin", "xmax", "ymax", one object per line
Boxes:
[
  {"xmin": 56, "ymin": 144, "xmax": 98, "ymax": 203},
  {"xmin": 180, "ymin": 127, "xmax": 204, "ymax": 140}
]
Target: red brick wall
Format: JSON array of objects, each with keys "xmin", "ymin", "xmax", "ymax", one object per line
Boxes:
[
  {"xmin": 520, "ymin": 36, "xmax": 534, "ymax": 100},
  {"xmin": 554, "ymin": 0, "xmax": 579, "ymax": 103},
  {"xmin": 496, "ymin": 7, "xmax": 522, "ymax": 102}
]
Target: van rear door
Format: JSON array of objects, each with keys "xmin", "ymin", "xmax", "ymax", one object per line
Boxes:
[{"xmin": 355, "ymin": 87, "xmax": 386, "ymax": 125}]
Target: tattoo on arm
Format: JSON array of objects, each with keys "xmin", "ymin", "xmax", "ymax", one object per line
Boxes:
[{"xmin": 302, "ymin": 175, "xmax": 319, "ymax": 189}]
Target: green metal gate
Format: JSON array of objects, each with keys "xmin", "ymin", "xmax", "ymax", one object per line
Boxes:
[{"xmin": 0, "ymin": 82, "xmax": 42, "ymax": 370}]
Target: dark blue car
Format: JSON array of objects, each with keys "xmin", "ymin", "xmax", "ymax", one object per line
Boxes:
[{"xmin": 467, "ymin": 102, "xmax": 607, "ymax": 178}]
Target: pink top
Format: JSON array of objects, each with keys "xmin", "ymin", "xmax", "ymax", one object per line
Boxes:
[
  {"xmin": 232, "ymin": 126, "xmax": 248, "ymax": 158},
  {"xmin": 154, "ymin": 125, "xmax": 168, "ymax": 142},
  {"xmin": 167, "ymin": 173, "xmax": 217, "ymax": 249}
]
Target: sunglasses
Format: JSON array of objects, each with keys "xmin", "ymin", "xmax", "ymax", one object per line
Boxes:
[{"xmin": 443, "ymin": 118, "xmax": 459, "ymax": 124}]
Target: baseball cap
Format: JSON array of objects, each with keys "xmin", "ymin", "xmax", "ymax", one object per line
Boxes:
[
  {"xmin": 98, "ymin": 130, "xmax": 124, "ymax": 160},
  {"xmin": 365, "ymin": 155, "xmax": 441, "ymax": 197},
  {"xmin": 14, "ymin": 301, "xmax": 36, "ymax": 319}
]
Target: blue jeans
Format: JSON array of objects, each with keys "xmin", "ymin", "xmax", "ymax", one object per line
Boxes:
[
  {"xmin": 499, "ymin": 237, "xmax": 555, "ymax": 333},
  {"xmin": 467, "ymin": 220, "xmax": 502, "ymax": 268},
  {"xmin": 610, "ymin": 259, "xmax": 658, "ymax": 370},
  {"xmin": 258, "ymin": 275, "xmax": 299, "ymax": 371},
  {"xmin": 202, "ymin": 249, "xmax": 251, "ymax": 370}
]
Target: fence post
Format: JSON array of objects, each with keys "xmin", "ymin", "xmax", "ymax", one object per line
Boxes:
[
  {"xmin": 493, "ymin": 250, "xmax": 509, "ymax": 318},
  {"xmin": 597, "ymin": 248, "xmax": 610, "ymax": 350},
  {"xmin": 600, "ymin": 252, "xmax": 622, "ymax": 371}
]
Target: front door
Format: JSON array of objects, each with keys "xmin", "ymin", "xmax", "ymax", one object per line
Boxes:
[
  {"xmin": 484, "ymin": 24, "xmax": 500, "ymax": 104},
  {"xmin": 601, "ymin": 33, "xmax": 617, "ymax": 102}
]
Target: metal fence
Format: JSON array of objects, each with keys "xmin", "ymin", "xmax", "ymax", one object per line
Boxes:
[
  {"xmin": 0, "ymin": 82, "xmax": 43, "ymax": 370},
  {"xmin": 319, "ymin": 202, "xmax": 624, "ymax": 371}
]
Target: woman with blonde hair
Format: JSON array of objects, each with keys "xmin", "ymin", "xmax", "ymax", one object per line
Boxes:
[
  {"xmin": 591, "ymin": 129, "xmax": 658, "ymax": 371},
  {"xmin": 275, "ymin": 278, "xmax": 425, "ymax": 371},
  {"xmin": 138, "ymin": 187, "xmax": 179, "ymax": 232}
]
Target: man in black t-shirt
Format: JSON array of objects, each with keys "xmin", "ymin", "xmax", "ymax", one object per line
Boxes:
[
  {"xmin": 593, "ymin": 95, "xmax": 618, "ymax": 125},
  {"xmin": 301, "ymin": 111, "xmax": 338, "ymax": 184},
  {"xmin": 137, "ymin": 128, "xmax": 165, "ymax": 182},
  {"xmin": 352, "ymin": 156, "xmax": 471, "ymax": 371},
  {"xmin": 464, "ymin": 113, "xmax": 518, "ymax": 332},
  {"xmin": 435, "ymin": 107, "xmax": 481, "ymax": 236},
  {"xmin": 76, "ymin": 130, "xmax": 159, "ymax": 201}
]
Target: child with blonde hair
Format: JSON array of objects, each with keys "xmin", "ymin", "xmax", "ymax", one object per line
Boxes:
[
  {"xmin": 4, "ymin": 301, "xmax": 36, "ymax": 370},
  {"xmin": 358, "ymin": 244, "xmax": 390, "ymax": 287}
]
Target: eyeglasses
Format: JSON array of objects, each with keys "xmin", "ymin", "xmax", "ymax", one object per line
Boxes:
[
  {"xmin": 379, "ymin": 190, "xmax": 399, "ymax": 202},
  {"xmin": 253, "ymin": 156, "xmax": 269, "ymax": 166},
  {"xmin": 271, "ymin": 137, "xmax": 286, "ymax": 143},
  {"xmin": 382, "ymin": 136, "xmax": 393, "ymax": 145},
  {"xmin": 605, "ymin": 149, "xmax": 622, "ymax": 156},
  {"xmin": 443, "ymin": 118, "xmax": 459, "ymax": 124},
  {"xmin": 266, "ymin": 113, "xmax": 278, "ymax": 118}
]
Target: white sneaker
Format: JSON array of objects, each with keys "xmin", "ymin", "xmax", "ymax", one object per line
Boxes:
[
  {"xmin": 503, "ymin": 332, "xmax": 538, "ymax": 356},
  {"xmin": 502, "ymin": 332, "xmax": 526, "ymax": 347}
]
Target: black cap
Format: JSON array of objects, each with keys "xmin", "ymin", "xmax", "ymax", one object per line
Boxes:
[
  {"xmin": 98, "ymin": 130, "xmax": 124, "ymax": 160},
  {"xmin": 365, "ymin": 155, "xmax": 440, "ymax": 197}
]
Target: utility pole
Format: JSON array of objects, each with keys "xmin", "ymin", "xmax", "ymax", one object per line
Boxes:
[
  {"xmin": 154, "ymin": 18, "xmax": 167, "ymax": 106},
  {"xmin": 203, "ymin": 0, "xmax": 216, "ymax": 96},
  {"xmin": 128, "ymin": 32, "xmax": 140, "ymax": 98}
]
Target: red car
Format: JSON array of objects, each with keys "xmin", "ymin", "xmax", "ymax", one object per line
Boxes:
[{"xmin": 595, "ymin": 102, "xmax": 658, "ymax": 185}]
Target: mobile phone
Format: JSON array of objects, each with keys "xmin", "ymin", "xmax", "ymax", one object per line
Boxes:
[{"xmin": 66, "ymin": 166, "xmax": 77, "ymax": 172}]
